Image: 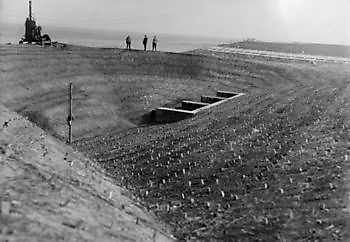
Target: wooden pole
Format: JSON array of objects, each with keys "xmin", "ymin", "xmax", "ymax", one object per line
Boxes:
[{"xmin": 67, "ymin": 82, "xmax": 73, "ymax": 144}]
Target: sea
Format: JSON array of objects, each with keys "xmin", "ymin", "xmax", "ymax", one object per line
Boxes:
[{"xmin": 0, "ymin": 23, "xmax": 237, "ymax": 52}]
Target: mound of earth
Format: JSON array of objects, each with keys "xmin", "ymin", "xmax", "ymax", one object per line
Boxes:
[{"xmin": 0, "ymin": 105, "xmax": 174, "ymax": 241}]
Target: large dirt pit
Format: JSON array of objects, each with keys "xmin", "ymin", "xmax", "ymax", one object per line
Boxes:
[{"xmin": 1, "ymin": 43, "xmax": 350, "ymax": 241}]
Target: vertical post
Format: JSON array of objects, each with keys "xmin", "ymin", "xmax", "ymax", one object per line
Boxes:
[
  {"xmin": 67, "ymin": 82, "xmax": 73, "ymax": 144},
  {"xmin": 29, "ymin": 1, "xmax": 32, "ymax": 20}
]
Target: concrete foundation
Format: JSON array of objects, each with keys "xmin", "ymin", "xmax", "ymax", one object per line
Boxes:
[
  {"xmin": 181, "ymin": 101, "xmax": 209, "ymax": 111},
  {"xmin": 154, "ymin": 107, "xmax": 195, "ymax": 123},
  {"xmin": 154, "ymin": 91, "xmax": 244, "ymax": 123},
  {"xmin": 201, "ymin": 96, "xmax": 226, "ymax": 104},
  {"xmin": 217, "ymin": 91, "xmax": 239, "ymax": 98}
]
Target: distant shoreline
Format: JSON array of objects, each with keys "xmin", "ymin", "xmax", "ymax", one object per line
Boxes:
[
  {"xmin": 221, "ymin": 40, "xmax": 350, "ymax": 58},
  {"xmin": 0, "ymin": 23, "xmax": 235, "ymax": 53},
  {"xmin": 3, "ymin": 39, "xmax": 350, "ymax": 60}
]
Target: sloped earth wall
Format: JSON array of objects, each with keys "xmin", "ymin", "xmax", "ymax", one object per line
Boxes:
[{"xmin": 0, "ymin": 105, "xmax": 174, "ymax": 241}]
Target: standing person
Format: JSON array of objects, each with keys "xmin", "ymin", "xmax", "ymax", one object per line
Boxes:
[
  {"xmin": 142, "ymin": 35, "xmax": 148, "ymax": 51},
  {"xmin": 152, "ymin": 35, "xmax": 158, "ymax": 51},
  {"xmin": 126, "ymin": 35, "xmax": 131, "ymax": 50}
]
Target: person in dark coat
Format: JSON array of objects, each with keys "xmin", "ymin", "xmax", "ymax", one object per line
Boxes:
[
  {"xmin": 126, "ymin": 35, "xmax": 131, "ymax": 50},
  {"xmin": 152, "ymin": 35, "xmax": 158, "ymax": 51},
  {"xmin": 142, "ymin": 35, "xmax": 148, "ymax": 51}
]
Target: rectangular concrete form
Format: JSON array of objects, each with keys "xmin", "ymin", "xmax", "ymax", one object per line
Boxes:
[
  {"xmin": 201, "ymin": 96, "xmax": 226, "ymax": 104},
  {"xmin": 216, "ymin": 91, "xmax": 239, "ymax": 98},
  {"xmin": 181, "ymin": 100, "xmax": 209, "ymax": 111},
  {"xmin": 154, "ymin": 91, "xmax": 245, "ymax": 123},
  {"xmin": 154, "ymin": 107, "xmax": 195, "ymax": 123}
]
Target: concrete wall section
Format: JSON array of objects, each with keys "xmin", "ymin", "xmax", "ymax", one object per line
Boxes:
[
  {"xmin": 181, "ymin": 101, "xmax": 209, "ymax": 111},
  {"xmin": 217, "ymin": 91, "xmax": 239, "ymax": 98},
  {"xmin": 201, "ymin": 96, "xmax": 226, "ymax": 104},
  {"xmin": 154, "ymin": 92, "xmax": 245, "ymax": 123},
  {"xmin": 154, "ymin": 107, "xmax": 195, "ymax": 123}
]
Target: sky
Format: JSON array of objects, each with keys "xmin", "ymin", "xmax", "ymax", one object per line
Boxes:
[{"xmin": 0, "ymin": 0, "xmax": 349, "ymax": 45}]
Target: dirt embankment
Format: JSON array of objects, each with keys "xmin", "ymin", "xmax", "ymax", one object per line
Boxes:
[{"xmin": 0, "ymin": 105, "xmax": 174, "ymax": 241}]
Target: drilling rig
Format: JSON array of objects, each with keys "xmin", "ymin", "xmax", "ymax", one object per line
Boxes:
[{"xmin": 20, "ymin": 0, "xmax": 51, "ymax": 45}]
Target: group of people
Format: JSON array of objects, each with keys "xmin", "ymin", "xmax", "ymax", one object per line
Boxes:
[{"xmin": 125, "ymin": 35, "xmax": 158, "ymax": 51}]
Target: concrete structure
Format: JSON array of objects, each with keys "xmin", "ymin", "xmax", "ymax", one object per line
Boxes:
[
  {"xmin": 217, "ymin": 90, "xmax": 239, "ymax": 98},
  {"xmin": 201, "ymin": 96, "xmax": 226, "ymax": 104},
  {"xmin": 154, "ymin": 107, "xmax": 195, "ymax": 123},
  {"xmin": 181, "ymin": 101, "xmax": 209, "ymax": 111},
  {"xmin": 154, "ymin": 91, "xmax": 244, "ymax": 123}
]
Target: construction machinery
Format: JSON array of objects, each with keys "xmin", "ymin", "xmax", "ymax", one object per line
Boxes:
[{"xmin": 19, "ymin": 0, "xmax": 51, "ymax": 45}]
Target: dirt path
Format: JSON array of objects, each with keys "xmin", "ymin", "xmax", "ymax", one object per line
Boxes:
[{"xmin": 0, "ymin": 105, "xmax": 174, "ymax": 241}]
